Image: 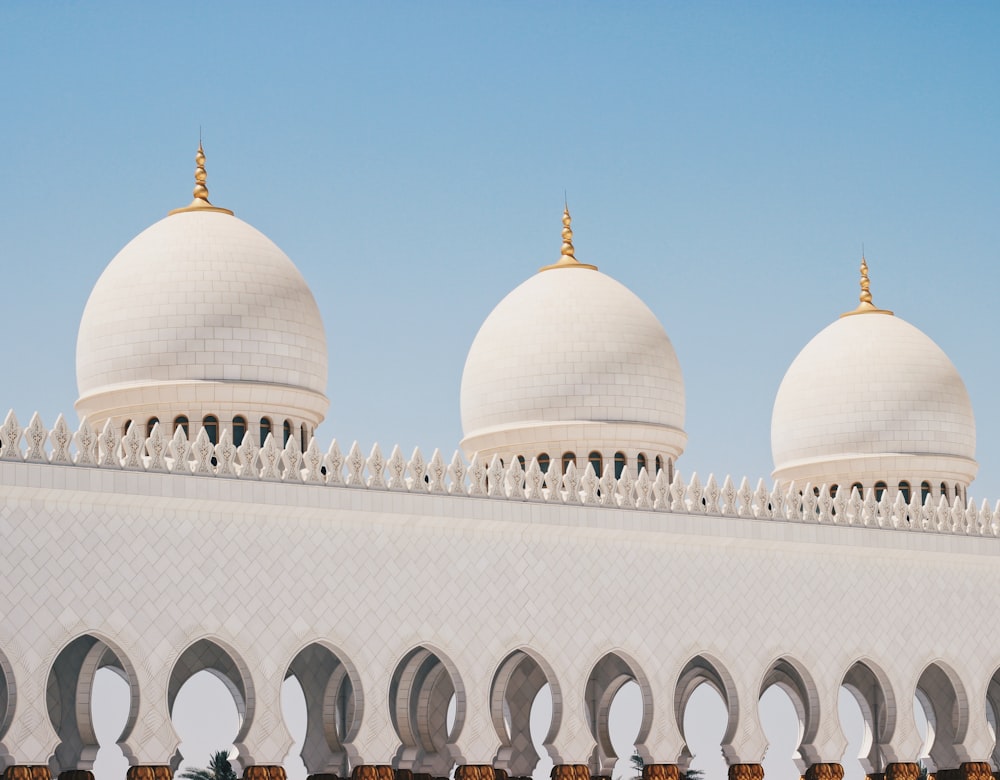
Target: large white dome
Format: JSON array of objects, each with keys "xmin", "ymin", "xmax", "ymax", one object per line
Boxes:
[
  {"xmin": 771, "ymin": 309, "xmax": 976, "ymax": 493},
  {"xmin": 460, "ymin": 210, "xmax": 685, "ymax": 473},
  {"xmin": 76, "ymin": 157, "xmax": 328, "ymax": 440}
]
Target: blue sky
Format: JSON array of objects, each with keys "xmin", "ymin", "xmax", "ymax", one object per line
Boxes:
[{"xmin": 1, "ymin": 2, "xmax": 998, "ymax": 495}]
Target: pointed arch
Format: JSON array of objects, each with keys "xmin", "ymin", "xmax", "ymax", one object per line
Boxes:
[
  {"xmin": 586, "ymin": 650, "xmax": 654, "ymax": 774},
  {"xmin": 167, "ymin": 637, "xmax": 254, "ymax": 747},
  {"xmin": 284, "ymin": 641, "xmax": 364, "ymax": 776},
  {"xmin": 840, "ymin": 658, "xmax": 897, "ymax": 775},
  {"xmin": 45, "ymin": 633, "xmax": 140, "ymax": 774},
  {"xmin": 490, "ymin": 648, "xmax": 561, "ymax": 776},
  {"xmin": 389, "ymin": 644, "xmax": 465, "ymax": 776},
  {"xmin": 674, "ymin": 654, "xmax": 739, "ymax": 748}
]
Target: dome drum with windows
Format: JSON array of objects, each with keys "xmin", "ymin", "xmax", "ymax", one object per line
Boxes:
[
  {"xmin": 75, "ymin": 143, "xmax": 329, "ymax": 448},
  {"xmin": 770, "ymin": 257, "xmax": 977, "ymax": 504},
  {"xmin": 460, "ymin": 207, "xmax": 686, "ymax": 480}
]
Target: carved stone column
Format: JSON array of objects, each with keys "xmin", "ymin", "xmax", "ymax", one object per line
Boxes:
[
  {"xmin": 455, "ymin": 766, "xmax": 496, "ymax": 780},
  {"xmin": 805, "ymin": 764, "xmax": 845, "ymax": 780},
  {"xmin": 729, "ymin": 764, "xmax": 765, "ymax": 780},
  {"xmin": 2, "ymin": 767, "xmax": 51, "ymax": 780},
  {"xmin": 885, "ymin": 764, "xmax": 921, "ymax": 780},
  {"xmin": 350, "ymin": 767, "xmax": 395, "ymax": 780},
  {"xmin": 643, "ymin": 765, "xmax": 680, "ymax": 780},
  {"xmin": 550, "ymin": 765, "xmax": 591, "ymax": 780},
  {"xmin": 57, "ymin": 772, "xmax": 95, "ymax": 780},
  {"xmin": 242, "ymin": 767, "xmax": 287, "ymax": 780},
  {"xmin": 939, "ymin": 763, "xmax": 993, "ymax": 780}
]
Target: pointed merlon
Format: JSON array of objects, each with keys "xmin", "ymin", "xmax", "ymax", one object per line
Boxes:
[
  {"xmin": 169, "ymin": 140, "xmax": 234, "ymax": 216},
  {"xmin": 841, "ymin": 253, "xmax": 893, "ymax": 317},
  {"xmin": 539, "ymin": 204, "xmax": 598, "ymax": 272}
]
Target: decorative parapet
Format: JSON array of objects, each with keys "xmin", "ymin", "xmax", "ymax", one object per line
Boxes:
[{"xmin": 0, "ymin": 410, "xmax": 998, "ymax": 537}]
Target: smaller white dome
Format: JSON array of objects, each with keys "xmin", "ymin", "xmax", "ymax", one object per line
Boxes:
[
  {"xmin": 460, "ymin": 211, "xmax": 686, "ymax": 472},
  {"xmin": 771, "ymin": 310, "xmax": 976, "ymax": 491}
]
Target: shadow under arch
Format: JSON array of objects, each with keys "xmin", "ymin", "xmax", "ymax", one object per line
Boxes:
[
  {"xmin": 489, "ymin": 647, "xmax": 562, "ymax": 776},
  {"xmin": 758, "ymin": 655, "xmax": 822, "ymax": 771},
  {"xmin": 586, "ymin": 650, "xmax": 654, "ymax": 775},
  {"xmin": 915, "ymin": 660, "xmax": 970, "ymax": 772},
  {"xmin": 45, "ymin": 632, "xmax": 141, "ymax": 775},
  {"xmin": 0, "ymin": 647, "xmax": 15, "ymax": 748},
  {"xmin": 674, "ymin": 654, "xmax": 740, "ymax": 761},
  {"xmin": 985, "ymin": 667, "xmax": 1000, "ymax": 769},
  {"xmin": 841, "ymin": 657, "xmax": 898, "ymax": 775},
  {"xmin": 389, "ymin": 644, "xmax": 465, "ymax": 776},
  {"xmin": 167, "ymin": 636, "xmax": 255, "ymax": 768},
  {"xmin": 283, "ymin": 640, "xmax": 364, "ymax": 776}
]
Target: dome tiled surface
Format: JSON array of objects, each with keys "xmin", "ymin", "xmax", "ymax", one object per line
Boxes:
[
  {"xmin": 771, "ymin": 312, "xmax": 975, "ymax": 471},
  {"xmin": 76, "ymin": 211, "xmax": 328, "ymax": 398},
  {"xmin": 460, "ymin": 269, "xmax": 684, "ymax": 437}
]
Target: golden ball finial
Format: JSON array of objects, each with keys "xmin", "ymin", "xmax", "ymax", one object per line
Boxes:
[
  {"xmin": 840, "ymin": 253, "xmax": 893, "ymax": 317},
  {"xmin": 539, "ymin": 202, "xmax": 598, "ymax": 273},
  {"xmin": 169, "ymin": 139, "xmax": 234, "ymax": 217}
]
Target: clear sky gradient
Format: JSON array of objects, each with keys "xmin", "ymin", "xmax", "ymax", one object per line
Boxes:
[{"xmin": 1, "ymin": 4, "xmax": 998, "ymax": 489}]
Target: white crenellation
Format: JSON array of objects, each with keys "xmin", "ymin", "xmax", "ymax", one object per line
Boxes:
[
  {"xmin": 582, "ymin": 462, "xmax": 600, "ymax": 505},
  {"xmin": 505, "ymin": 455, "xmax": 525, "ymax": 500},
  {"xmin": 560, "ymin": 461, "xmax": 578, "ymax": 504},
  {"xmin": 4, "ymin": 410, "xmax": 1000, "ymax": 537},
  {"xmin": 524, "ymin": 457, "xmax": 544, "ymax": 501},
  {"xmin": 366, "ymin": 443, "xmax": 386, "ymax": 490},
  {"xmin": 215, "ymin": 429, "xmax": 239, "ymax": 477},
  {"xmin": 408, "ymin": 447, "xmax": 426, "ymax": 493},
  {"xmin": 487, "ymin": 454, "xmax": 505, "ymax": 498},
  {"xmin": 468, "ymin": 453, "xmax": 486, "ymax": 497},
  {"xmin": 447, "ymin": 450, "xmax": 465, "ymax": 495},
  {"xmin": 387, "ymin": 446, "xmax": 406, "ymax": 491},
  {"xmin": 259, "ymin": 433, "xmax": 283, "ymax": 482},
  {"xmin": 346, "ymin": 442, "xmax": 365, "ymax": 487},
  {"xmin": 24, "ymin": 413, "xmax": 46, "ymax": 463},
  {"xmin": 324, "ymin": 440, "xmax": 344, "ymax": 486},
  {"xmin": 238, "ymin": 433, "xmax": 261, "ymax": 481},
  {"xmin": 427, "ymin": 449, "xmax": 446, "ymax": 494}
]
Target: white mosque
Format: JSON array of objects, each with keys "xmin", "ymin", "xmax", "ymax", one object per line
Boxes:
[{"xmin": 0, "ymin": 146, "xmax": 996, "ymax": 780}]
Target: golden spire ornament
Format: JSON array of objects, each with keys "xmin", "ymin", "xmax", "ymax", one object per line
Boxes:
[
  {"xmin": 841, "ymin": 254, "xmax": 893, "ymax": 317},
  {"xmin": 539, "ymin": 204, "xmax": 598, "ymax": 272},
  {"xmin": 169, "ymin": 141, "xmax": 234, "ymax": 216}
]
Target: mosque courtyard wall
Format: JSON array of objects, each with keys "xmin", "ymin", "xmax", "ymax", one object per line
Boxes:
[{"xmin": 1, "ymin": 417, "xmax": 999, "ymax": 780}]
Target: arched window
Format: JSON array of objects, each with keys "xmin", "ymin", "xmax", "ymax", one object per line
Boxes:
[
  {"xmin": 259, "ymin": 417, "xmax": 272, "ymax": 447},
  {"xmin": 122, "ymin": 419, "xmax": 133, "ymax": 437},
  {"xmin": 517, "ymin": 455, "xmax": 526, "ymax": 470},
  {"xmin": 146, "ymin": 417, "xmax": 159, "ymax": 437},
  {"xmin": 940, "ymin": 482, "xmax": 949, "ymax": 500},
  {"xmin": 203, "ymin": 415, "xmax": 219, "ymax": 445},
  {"xmin": 655, "ymin": 455, "xmax": 663, "ymax": 474},
  {"xmin": 301, "ymin": 423, "xmax": 308, "ymax": 452},
  {"xmin": 233, "ymin": 416, "xmax": 247, "ymax": 447},
  {"xmin": 921, "ymin": 481, "xmax": 932, "ymax": 503},
  {"xmin": 283, "ymin": 420, "xmax": 292, "ymax": 446},
  {"xmin": 851, "ymin": 482, "xmax": 863, "ymax": 496},
  {"xmin": 561, "ymin": 451, "xmax": 576, "ymax": 472},
  {"xmin": 614, "ymin": 451, "xmax": 627, "ymax": 479},
  {"xmin": 829, "ymin": 484, "xmax": 839, "ymax": 499},
  {"xmin": 174, "ymin": 416, "xmax": 189, "ymax": 437},
  {"xmin": 955, "ymin": 483, "xmax": 963, "ymax": 503},
  {"xmin": 588, "ymin": 451, "xmax": 603, "ymax": 477},
  {"xmin": 874, "ymin": 481, "xmax": 888, "ymax": 502},
  {"xmin": 637, "ymin": 453, "xmax": 647, "ymax": 475},
  {"xmin": 898, "ymin": 481, "xmax": 911, "ymax": 503},
  {"xmin": 537, "ymin": 453, "xmax": 550, "ymax": 474}
]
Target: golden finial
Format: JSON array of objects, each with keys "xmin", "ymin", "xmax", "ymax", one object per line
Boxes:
[
  {"xmin": 840, "ymin": 253, "xmax": 893, "ymax": 317},
  {"xmin": 169, "ymin": 140, "xmax": 234, "ymax": 216},
  {"xmin": 539, "ymin": 203, "xmax": 598, "ymax": 272}
]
